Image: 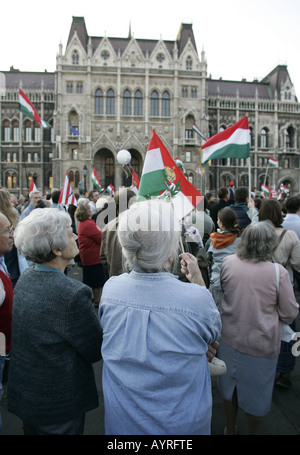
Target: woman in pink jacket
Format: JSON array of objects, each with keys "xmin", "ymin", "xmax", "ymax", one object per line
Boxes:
[
  {"xmin": 76, "ymin": 202, "xmax": 107, "ymax": 306},
  {"xmin": 218, "ymin": 221, "xmax": 298, "ymax": 434}
]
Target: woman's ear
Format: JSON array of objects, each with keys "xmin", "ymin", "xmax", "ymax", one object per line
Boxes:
[{"xmin": 51, "ymin": 247, "xmax": 62, "ymax": 257}]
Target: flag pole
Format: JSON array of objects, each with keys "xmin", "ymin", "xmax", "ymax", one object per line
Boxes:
[
  {"xmin": 263, "ymin": 163, "xmax": 269, "ymax": 187},
  {"xmin": 248, "ymin": 156, "xmax": 252, "ymax": 200}
]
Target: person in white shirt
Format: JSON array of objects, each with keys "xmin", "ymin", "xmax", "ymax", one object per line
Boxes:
[{"xmin": 282, "ymin": 196, "xmax": 300, "ymax": 240}]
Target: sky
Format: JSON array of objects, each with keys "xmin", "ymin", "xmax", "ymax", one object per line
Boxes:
[{"xmin": 2, "ymin": 0, "xmax": 300, "ymax": 95}]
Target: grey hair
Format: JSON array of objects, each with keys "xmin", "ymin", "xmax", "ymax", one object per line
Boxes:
[
  {"xmin": 14, "ymin": 208, "xmax": 72, "ymax": 263},
  {"xmin": 118, "ymin": 199, "xmax": 181, "ymax": 273},
  {"xmin": 236, "ymin": 221, "xmax": 277, "ymax": 263}
]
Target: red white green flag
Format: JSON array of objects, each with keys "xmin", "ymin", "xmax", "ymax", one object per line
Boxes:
[
  {"xmin": 261, "ymin": 183, "xmax": 271, "ymax": 198},
  {"xmin": 268, "ymin": 157, "xmax": 278, "ymax": 167},
  {"xmin": 19, "ymin": 88, "xmax": 50, "ymax": 128},
  {"xmin": 91, "ymin": 167, "xmax": 102, "ymax": 190},
  {"xmin": 58, "ymin": 173, "xmax": 77, "ymax": 206},
  {"xmin": 138, "ymin": 130, "xmax": 202, "ymax": 219},
  {"xmin": 29, "ymin": 179, "xmax": 37, "ymax": 192},
  {"xmin": 201, "ymin": 117, "xmax": 250, "ymax": 166}
]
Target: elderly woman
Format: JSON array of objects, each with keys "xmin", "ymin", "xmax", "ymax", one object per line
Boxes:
[
  {"xmin": 99, "ymin": 199, "xmax": 221, "ymax": 435},
  {"xmin": 217, "ymin": 222, "xmax": 298, "ymax": 434},
  {"xmin": 7, "ymin": 208, "xmax": 103, "ymax": 435},
  {"xmin": 75, "ymin": 201, "xmax": 107, "ymax": 306},
  {"xmin": 259, "ymin": 198, "xmax": 300, "ymax": 389}
]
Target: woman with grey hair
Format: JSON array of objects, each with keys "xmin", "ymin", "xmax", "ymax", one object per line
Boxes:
[
  {"xmin": 99, "ymin": 199, "xmax": 221, "ymax": 435},
  {"xmin": 7, "ymin": 208, "xmax": 103, "ymax": 435},
  {"xmin": 217, "ymin": 221, "xmax": 298, "ymax": 434}
]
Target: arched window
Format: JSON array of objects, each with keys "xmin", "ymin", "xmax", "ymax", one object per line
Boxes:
[
  {"xmin": 123, "ymin": 89, "xmax": 131, "ymax": 115},
  {"xmin": 106, "ymin": 89, "xmax": 115, "ymax": 115},
  {"xmin": 186, "ymin": 56, "xmax": 193, "ymax": 70},
  {"xmin": 72, "ymin": 50, "xmax": 79, "ymax": 65},
  {"xmin": 134, "ymin": 90, "xmax": 143, "ymax": 116},
  {"xmin": 95, "ymin": 89, "xmax": 103, "ymax": 115},
  {"xmin": 162, "ymin": 91, "xmax": 170, "ymax": 117},
  {"xmin": 260, "ymin": 128, "xmax": 268, "ymax": 148},
  {"xmin": 150, "ymin": 90, "xmax": 159, "ymax": 116},
  {"xmin": 3, "ymin": 120, "xmax": 10, "ymax": 141},
  {"xmin": 105, "ymin": 156, "xmax": 114, "ymax": 187}
]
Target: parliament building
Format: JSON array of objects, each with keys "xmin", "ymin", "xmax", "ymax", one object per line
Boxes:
[{"xmin": 1, "ymin": 16, "xmax": 299, "ymax": 197}]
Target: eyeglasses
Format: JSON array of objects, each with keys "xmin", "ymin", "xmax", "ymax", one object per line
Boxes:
[{"xmin": 0, "ymin": 225, "xmax": 14, "ymax": 236}]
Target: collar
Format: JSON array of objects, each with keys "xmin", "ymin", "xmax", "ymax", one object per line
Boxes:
[{"xmin": 34, "ymin": 263, "xmax": 64, "ymax": 275}]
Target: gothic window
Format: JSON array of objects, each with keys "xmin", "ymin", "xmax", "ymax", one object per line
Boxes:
[
  {"xmin": 150, "ymin": 91, "xmax": 159, "ymax": 116},
  {"xmin": 72, "ymin": 51, "xmax": 79, "ymax": 65},
  {"xmin": 134, "ymin": 90, "xmax": 143, "ymax": 116},
  {"xmin": 76, "ymin": 83, "xmax": 83, "ymax": 94},
  {"xmin": 186, "ymin": 56, "xmax": 193, "ymax": 70},
  {"xmin": 106, "ymin": 89, "xmax": 115, "ymax": 115},
  {"xmin": 12, "ymin": 120, "xmax": 19, "ymax": 142},
  {"xmin": 34, "ymin": 127, "xmax": 41, "ymax": 142},
  {"xmin": 24, "ymin": 120, "xmax": 32, "ymax": 142},
  {"xmin": 6, "ymin": 172, "xmax": 18, "ymax": 188},
  {"xmin": 161, "ymin": 91, "xmax": 170, "ymax": 117},
  {"xmin": 191, "ymin": 88, "xmax": 197, "ymax": 98},
  {"xmin": 182, "ymin": 88, "xmax": 188, "ymax": 98},
  {"xmin": 101, "ymin": 50, "xmax": 109, "ymax": 65},
  {"xmin": 285, "ymin": 126, "xmax": 294, "ymax": 149},
  {"xmin": 123, "ymin": 89, "xmax": 131, "ymax": 115},
  {"xmin": 95, "ymin": 89, "xmax": 103, "ymax": 114},
  {"xmin": 3, "ymin": 120, "xmax": 10, "ymax": 141},
  {"xmin": 260, "ymin": 128, "xmax": 268, "ymax": 148},
  {"xmin": 67, "ymin": 83, "xmax": 73, "ymax": 94}
]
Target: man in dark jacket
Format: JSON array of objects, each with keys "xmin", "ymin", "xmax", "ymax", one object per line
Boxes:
[
  {"xmin": 228, "ymin": 186, "xmax": 258, "ymax": 229},
  {"xmin": 210, "ymin": 187, "xmax": 231, "ymax": 229}
]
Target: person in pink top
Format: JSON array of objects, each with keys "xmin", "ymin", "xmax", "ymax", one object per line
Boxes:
[
  {"xmin": 75, "ymin": 202, "xmax": 107, "ymax": 306},
  {"xmin": 218, "ymin": 221, "xmax": 299, "ymax": 434}
]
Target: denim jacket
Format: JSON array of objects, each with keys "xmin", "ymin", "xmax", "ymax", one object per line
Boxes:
[{"xmin": 99, "ymin": 270, "xmax": 221, "ymax": 435}]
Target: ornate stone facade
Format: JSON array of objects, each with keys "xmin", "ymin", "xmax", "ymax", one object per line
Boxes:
[{"xmin": 1, "ymin": 16, "xmax": 299, "ymax": 197}]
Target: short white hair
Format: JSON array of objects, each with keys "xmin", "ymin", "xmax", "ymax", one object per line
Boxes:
[
  {"xmin": 118, "ymin": 199, "xmax": 181, "ymax": 272},
  {"xmin": 14, "ymin": 208, "xmax": 72, "ymax": 263}
]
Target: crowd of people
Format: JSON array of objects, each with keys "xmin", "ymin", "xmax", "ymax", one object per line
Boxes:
[{"xmin": 0, "ymin": 183, "xmax": 299, "ymax": 435}]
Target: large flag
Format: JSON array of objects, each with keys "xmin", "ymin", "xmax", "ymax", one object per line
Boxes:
[
  {"xmin": 29, "ymin": 179, "xmax": 37, "ymax": 193},
  {"xmin": 58, "ymin": 173, "xmax": 78, "ymax": 206},
  {"xmin": 201, "ymin": 117, "xmax": 250, "ymax": 166},
  {"xmin": 138, "ymin": 130, "xmax": 202, "ymax": 219},
  {"xmin": 19, "ymin": 88, "xmax": 50, "ymax": 128},
  {"xmin": 91, "ymin": 167, "xmax": 102, "ymax": 190},
  {"xmin": 268, "ymin": 157, "xmax": 278, "ymax": 167}
]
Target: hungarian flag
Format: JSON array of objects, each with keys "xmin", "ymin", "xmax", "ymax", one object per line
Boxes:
[
  {"xmin": 261, "ymin": 183, "xmax": 271, "ymax": 198},
  {"xmin": 19, "ymin": 88, "xmax": 50, "ymax": 128},
  {"xmin": 58, "ymin": 173, "xmax": 78, "ymax": 206},
  {"xmin": 193, "ymin": 123, "xmax": 207, "ymax": 141},
  {"xmin": 91, "ymin": 167, "xmax": 102, "ymax": 190},
  {"xmin": 201, "ymin": 117, "xmax": 250, "ymax": 166},
  {"xmin": 268, "ymin": 157, "xmax": 278, "ymax": 167},
  {"xmin": 131, "ymin": 170, "xmax": 140, "ymax": 189},
  {"xmin": 106, "ymin": 184, "xmax": 115, "ymax": 196},
  {"xmin": 29, "ymin": 179, "xmax": 37, "ymax": 192},
  {"xmin": 138, "ymin": 130, "xmax": 202, "ymax": 220}
]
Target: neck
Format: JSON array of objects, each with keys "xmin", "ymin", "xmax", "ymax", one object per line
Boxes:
[{"xmin": 42, "ymin": 257, "xmax": 69, "ymax": 273}]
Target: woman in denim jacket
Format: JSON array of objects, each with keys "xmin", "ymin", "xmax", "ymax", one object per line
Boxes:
[{"xmin": 99, "ymin": 199, "xmax": 221, "ymax": 435}]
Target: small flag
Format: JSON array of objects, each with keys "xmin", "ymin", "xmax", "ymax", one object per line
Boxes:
[
  {"xmin": 91, "ymin": 167, "xmax": 102, "ymax": 190},
  {"xmin": 138, "ymin": 130, "xmax": 202, "ymax": 220},
  {"xmin": 175, "ymin": 158, "xmax": 187, "ymax": 174},
  {"xmin": 58, "ymin": 173, "xmax": 78, "ymax": 207},
  {"xmin": 29, "ymin": 180, "xmax": 37, "ymax": 192},
  {"xmin": 201, "ymin": 117, "xmax": 250, "ymax": 166},
  {"xmin": 19, "ymin": 88, "xmax": 49, "ymax": 128},
  {"xmin": 268, "ymin": 157, "xmax": 278, "ymax": 167},
  {"xmin": 106, "ymin": 184, "xmax": 115, "ymax": 195},
  {"xmin": 261, "ymin": 183, "xmax": 271, "ymax": 198},
  {"xmin": 131, "ymin": 170, "xmax": 140, "ymax": 189},
  {"xmin": 193, "ymin": 123, "xmax": 207, "ymax": 141},
  {"xmin": 70, "ymin": 120, "xmax": 79, "ymax": 136}
]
